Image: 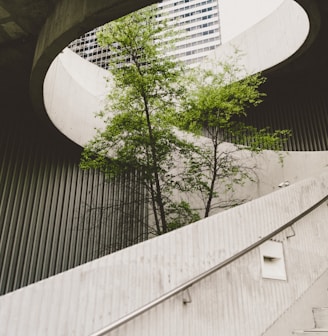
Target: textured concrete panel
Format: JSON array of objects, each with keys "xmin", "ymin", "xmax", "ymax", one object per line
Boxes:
[{"xmin": 0, "ymin": 172, "xmax": 328, "ymax": 335}]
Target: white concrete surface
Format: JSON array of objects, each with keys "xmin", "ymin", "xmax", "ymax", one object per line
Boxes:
[
  {"xmin": 206, "ymin": 0, "xmax": 309, "ymax": 74},
  {"xmin": 1, "ymin": 171, "xmax": 328, "ymax": 335},
  {"xmin": 264, "ymin": 269, "xmax": 328, "ymax": 335},
  {"xmin": 219, "ymin": 0, "xmax": 284, "ymax": 43},
  {"xmin": 44, "ymin": 49, "xmax": 108, "ymax": 146}
]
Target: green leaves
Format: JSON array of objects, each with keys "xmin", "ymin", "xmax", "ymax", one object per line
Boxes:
[
  {"xmin": 81, "ymin": 11, "xmax": 292, "ymax": 230},
  {"xmin": 166, "ymin": 201, "xmax": 200, "ymax": 231},
  {"xmin": 180, "ymin": 60, "xmax": 266, "ymax": 135},
  {"xmin": 178, "ymin": 53, "xmax": 291, "ymax": 217},
  {"xmin": 81, "ymin": 5, "xmax": 201, "ymax": 234}
]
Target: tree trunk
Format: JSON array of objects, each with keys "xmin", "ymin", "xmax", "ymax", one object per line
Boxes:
[
  {"xmin": 204, "ymin": 139, "xmax": 218, "ymax": 218},
  {"xmin": 143, "ymin": 94, "xmax": 168, "ymax": 233}
]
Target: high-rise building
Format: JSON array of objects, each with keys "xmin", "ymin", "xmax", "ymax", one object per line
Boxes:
[
  {"xmin": 69, "ymin": 0, "xmax": 221, "ymax": 67},
  {"xmin": 158, "ymin": 0, "xmax": 221, "ymax": 65}
]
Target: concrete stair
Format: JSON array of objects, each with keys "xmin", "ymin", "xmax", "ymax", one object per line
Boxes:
[{"xmin": 293, "ymin": 308, "xmax": 328, "ymax": 335}]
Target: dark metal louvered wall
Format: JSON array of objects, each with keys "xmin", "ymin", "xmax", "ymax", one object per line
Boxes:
[
  {"xmin": 247, "ymin": 93, "xmax": 328, "ymax": 151},
  {"xmin": 0, "ymin": 122, "xmax": 148, "ymax": 296}
]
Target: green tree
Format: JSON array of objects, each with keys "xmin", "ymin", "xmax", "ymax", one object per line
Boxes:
[
  {"xmin": 80, "ymin": 5, "xmax": 200, "ymax": 235},
  {"xmin": 178, "ymin": 55, "xmax": 291, "ymax": 217},
  {"xmin": 81, "ymin": 7, "xmax": 291, "ymax": 236}
]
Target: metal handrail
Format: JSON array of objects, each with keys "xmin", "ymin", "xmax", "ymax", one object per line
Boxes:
[{"xmin": 91, "ymin": 193, "xmax": 328, "ymax": 336}]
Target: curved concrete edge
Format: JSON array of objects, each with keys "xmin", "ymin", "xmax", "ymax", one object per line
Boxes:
[
  {"xmin": 44, "ymin": 48, "xmax": 108, "ymax": 146},
  {"xmin": 205, "ymin": 0, "xmax": 310, "ymax": 75},
  {"xmin": 43, "ymin": 0, "xmax": 310, "ymax": 148},
  {"xmin": 219, "ymin": 0, "xmax": 285, "ymax": 44},
  {"xmin": 30, "ymin": 0, "xmax": 158, "ymax": 124}
]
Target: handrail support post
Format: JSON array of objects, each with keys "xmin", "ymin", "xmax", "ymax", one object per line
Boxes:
[{"xmin": 182, "ymin": 287, "xmax": 192, "ymax": 305}]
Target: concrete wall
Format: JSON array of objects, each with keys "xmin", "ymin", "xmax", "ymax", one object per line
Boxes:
[
  {"xmin": 44, "ymin": 48, "xmax": 108, "ymax": 146},
  {"xmin": 240, "ymin": 150, "xmax": 328, "ymax": 201},
  {"xmin": 206, "ymin": 0, "xmax": 309, "ymax": 74},
  {"xmin": 1, "ymin": 171, "xmax": 328, "ymax": 336},
  {"xmin": 219, "ymin": 0, "xmax": 284, "ymax": 43},
  {"xmin": 264, "ymin": 268, "xmax": 328, "ymax": 335}
]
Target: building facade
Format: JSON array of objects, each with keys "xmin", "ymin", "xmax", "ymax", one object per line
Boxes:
[
  {"xmin": 68, "ymin": 0, "xmax": 221, "ymax": 67},
  {"xmin": 158, "ymin": 0, "xmax": 221, "ymax": 65}
]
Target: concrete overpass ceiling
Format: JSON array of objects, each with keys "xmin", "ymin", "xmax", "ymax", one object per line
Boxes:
[
  {"xmin": 0, "ymin": 0, "xmax": 57, "ymax": 41},
  {"xmin": 0, "ymin": 0, "xmax": 57, "ymax": 72}
]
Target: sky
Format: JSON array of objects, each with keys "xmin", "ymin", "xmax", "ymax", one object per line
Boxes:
[{"xmin": 219, "ymin": 0, "xmax": 284, "ymax": 43}]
